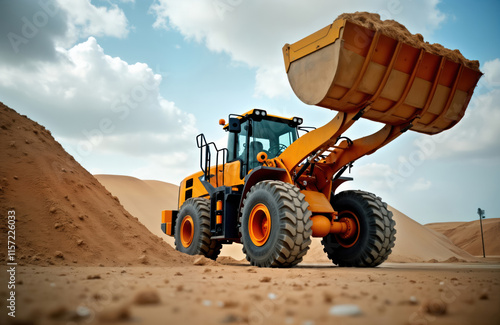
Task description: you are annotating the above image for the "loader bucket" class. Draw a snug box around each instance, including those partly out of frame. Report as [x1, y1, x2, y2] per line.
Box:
[283, 17, 482, 135]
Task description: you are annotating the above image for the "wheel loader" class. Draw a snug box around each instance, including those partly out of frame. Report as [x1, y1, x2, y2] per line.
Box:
[161, 17, 482, 267]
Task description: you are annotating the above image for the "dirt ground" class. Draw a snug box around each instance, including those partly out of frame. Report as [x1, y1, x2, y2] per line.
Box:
[4, 260, 500, 325]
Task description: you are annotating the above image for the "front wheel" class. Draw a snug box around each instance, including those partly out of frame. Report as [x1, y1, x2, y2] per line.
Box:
[174, 198, 222, 260]
[322, 190, 396, 267]
[240, 181, 312, 267]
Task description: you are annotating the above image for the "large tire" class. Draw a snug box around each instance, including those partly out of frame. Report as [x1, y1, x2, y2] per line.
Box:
[239, 180, 312, 267]
[322, 190, 396, 267]
[174, 198, 222, 260]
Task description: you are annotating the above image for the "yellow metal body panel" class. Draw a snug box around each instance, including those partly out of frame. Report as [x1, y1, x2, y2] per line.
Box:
[300, 190, 334, 214]
[162, 210, 174, 236]
[178, 160, 244, 208]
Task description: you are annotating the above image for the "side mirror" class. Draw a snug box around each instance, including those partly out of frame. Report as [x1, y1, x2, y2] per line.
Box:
[228, 117, 241, 133]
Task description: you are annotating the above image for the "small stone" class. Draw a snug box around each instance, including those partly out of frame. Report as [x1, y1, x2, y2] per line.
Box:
[61, 168, 67, 173]
[193, 256, 209, 266]
[259, 276, 272, 283]
[409, 296, 419, 305]
[9, 141, 16, 147]
[329, 304, 362, 316]
[133, 288, 161, 305]
[479, 290, 489, 300]
[423, 300, 447, 315]
[221, 314, 240, 323]
[87, 275, 101, 280]
[50, 207, 57, 213]
[174, 272, 183, 276]
[268, 293, 277, 300]
[77, 239, 84, 246]
[323, 292, 334, 303]
[13, 176, 18, 180]
[76, 306, 91, 317]
[54, 251, 64, 259]
[54, 223, 62, 229]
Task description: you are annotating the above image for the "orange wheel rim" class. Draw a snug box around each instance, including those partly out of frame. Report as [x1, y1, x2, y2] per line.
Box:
[180, 215, 194, 248]
[249, 203, 271, 246]
[335, 211, 360, 248]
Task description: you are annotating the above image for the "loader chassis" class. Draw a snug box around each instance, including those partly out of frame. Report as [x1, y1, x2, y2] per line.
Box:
[161, 109, 397, 267]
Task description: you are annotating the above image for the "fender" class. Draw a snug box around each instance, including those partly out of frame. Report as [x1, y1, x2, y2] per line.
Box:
[238, 165, 292, 217]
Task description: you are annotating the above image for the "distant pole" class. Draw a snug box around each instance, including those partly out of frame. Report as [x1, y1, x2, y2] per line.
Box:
[477, 208, 486, 258]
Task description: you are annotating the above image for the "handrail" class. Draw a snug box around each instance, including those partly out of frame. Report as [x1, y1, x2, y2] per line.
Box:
[196, 133, 227, 187]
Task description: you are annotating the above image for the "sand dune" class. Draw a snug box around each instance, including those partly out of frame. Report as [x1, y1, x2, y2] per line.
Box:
[96, 174, 246, 260]
[94, 175, 178, 241]
[427, 218, 500, 256]
[0, 102, 190, 266]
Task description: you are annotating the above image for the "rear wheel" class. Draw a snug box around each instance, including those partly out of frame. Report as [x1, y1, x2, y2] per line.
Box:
[240, 181, 312, 267]
[175, 198, 222, 260]
[322, 190, 396, 267]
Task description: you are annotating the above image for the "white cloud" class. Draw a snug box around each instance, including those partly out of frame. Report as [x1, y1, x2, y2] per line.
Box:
[0, 0, 129, 64]
[353, 162, 395, 192]
[149, 0, 446, 98]
[409, 178, 432, 191]
[0, 37, 198, 162]
[56, 0, 129, 47]
[254, 66, 293, 98]
[483, 58, 500, 88]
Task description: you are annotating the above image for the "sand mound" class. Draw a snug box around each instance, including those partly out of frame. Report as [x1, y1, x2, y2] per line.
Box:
[94, 175, 178, 241]
[96, 175, 247, 260]
[337, 12, 480, 71]
[303, 205, 477, 264]
[387, 206, 476, 262]
[427, 218, 500, 256]
[0, 102, 192, 266]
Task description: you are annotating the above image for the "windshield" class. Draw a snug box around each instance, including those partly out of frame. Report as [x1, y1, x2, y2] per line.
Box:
[228, 118, 298, 174]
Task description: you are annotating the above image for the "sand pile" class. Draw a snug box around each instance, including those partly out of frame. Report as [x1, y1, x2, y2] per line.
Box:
[94, 175, 178, 241]
[337, 12, 480, 71]
[96, 175, 247, 260]
[427, 218, 500, 256]
[0, 102, 192, 266]
[303, 205, 477, 264]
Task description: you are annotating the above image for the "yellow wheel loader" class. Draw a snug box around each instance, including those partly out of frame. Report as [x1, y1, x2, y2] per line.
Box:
[161, 17, 482, 267]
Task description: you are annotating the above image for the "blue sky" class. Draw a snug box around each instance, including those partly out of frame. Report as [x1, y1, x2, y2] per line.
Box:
[0, 0, 499, 225]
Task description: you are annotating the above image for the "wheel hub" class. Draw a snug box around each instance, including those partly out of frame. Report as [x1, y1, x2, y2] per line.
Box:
[249, 203, 271, 246]
[335, 211, 360, 248]
[180, 215, 194, 248]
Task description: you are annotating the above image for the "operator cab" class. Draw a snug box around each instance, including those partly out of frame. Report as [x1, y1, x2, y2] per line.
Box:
[223, 109, 303, 176]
